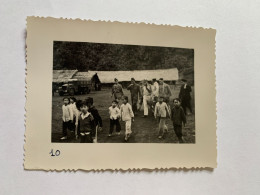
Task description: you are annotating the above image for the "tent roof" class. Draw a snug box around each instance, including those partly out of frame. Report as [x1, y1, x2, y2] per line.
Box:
[52, 70, 78, 83]
[88, 68, 178, 83]
[53, 68, 178, 83]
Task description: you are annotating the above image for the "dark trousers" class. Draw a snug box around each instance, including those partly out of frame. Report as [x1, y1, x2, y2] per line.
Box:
[173, 124, 184, 143]
[69, 117, 76, 132]
[109, 119, 121, 134]
[80, 133, 93, 143]
[132, 101, 137, 113]
[62, 121, 70, 136]
[77, 121, 95, 138]
[181, 99, 192, 115]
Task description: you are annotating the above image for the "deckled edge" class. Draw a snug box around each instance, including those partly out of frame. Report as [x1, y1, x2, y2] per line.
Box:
[23, 16, 217, 172]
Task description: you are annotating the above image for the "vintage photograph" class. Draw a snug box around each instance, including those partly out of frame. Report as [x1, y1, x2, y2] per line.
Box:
[25, 17, 216, 169]
[52, 41, 195, 143]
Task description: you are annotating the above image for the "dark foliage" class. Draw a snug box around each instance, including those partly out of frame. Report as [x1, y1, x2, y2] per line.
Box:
[53, 41, 194, 71]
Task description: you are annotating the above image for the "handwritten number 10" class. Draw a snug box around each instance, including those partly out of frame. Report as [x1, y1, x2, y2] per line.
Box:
[50, 149, 60, 156]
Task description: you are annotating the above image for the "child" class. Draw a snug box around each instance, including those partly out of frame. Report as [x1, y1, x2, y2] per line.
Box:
[86, 97, 103, 135]
[69, 97, 77, 134]
[171, 98, 186, 143]
[120, 96, 134, 142]
[60, 97, 73, 140]
[154, 96, 171, 139]
[77, 100, 95, 143]
[108, 100, 121, 136]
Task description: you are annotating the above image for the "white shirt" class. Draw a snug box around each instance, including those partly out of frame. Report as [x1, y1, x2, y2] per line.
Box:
[62, 104, 73, 122]
[109, 106, 121, 120]
[120, 103, 134, 121]
[81, 112, 90, 120]
[69, 103, 77, 117]
[152, 82, 159, 97]
[154, 102, 170, 118]
[142, 85, 151, 96]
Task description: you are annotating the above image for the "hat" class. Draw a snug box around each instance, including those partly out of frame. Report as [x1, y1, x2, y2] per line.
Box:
[131, 78, 135, 81]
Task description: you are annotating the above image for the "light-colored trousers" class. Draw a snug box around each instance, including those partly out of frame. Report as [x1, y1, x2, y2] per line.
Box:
[143, 95, 151, 116]
[125, 120, 132, 135]
[158, 117, 166, 136]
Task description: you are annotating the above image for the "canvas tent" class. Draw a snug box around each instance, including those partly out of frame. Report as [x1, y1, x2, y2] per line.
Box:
[52, 70, 78, 83]
[87, 68, 178, 83]
[53, 68, 178, 84]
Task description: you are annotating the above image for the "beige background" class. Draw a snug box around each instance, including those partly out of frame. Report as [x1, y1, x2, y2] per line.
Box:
[25, 17, 216, 170]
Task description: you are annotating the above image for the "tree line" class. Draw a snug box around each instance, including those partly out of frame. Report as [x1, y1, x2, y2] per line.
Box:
[53, 41, 194, 72]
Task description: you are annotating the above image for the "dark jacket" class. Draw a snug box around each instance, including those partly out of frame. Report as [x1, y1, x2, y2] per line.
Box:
[79, 113, 95, 133]
[171, 106, 186, 125]
[179, 84, 192, 101]
[89, 106, 103, 127]
[127, 83, 140, 103]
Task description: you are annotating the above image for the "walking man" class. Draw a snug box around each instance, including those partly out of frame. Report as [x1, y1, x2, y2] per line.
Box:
[158, 78, 172, 132]
[127, 78, 140, 115]
[141, 80, 152, 118]
[158, 78, 172, 104]
[179, 79, 192, 115]
[111, 78, 124, 102]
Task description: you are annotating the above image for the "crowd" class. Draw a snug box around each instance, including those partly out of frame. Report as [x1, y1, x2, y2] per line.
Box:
[59, 77, 193, 143]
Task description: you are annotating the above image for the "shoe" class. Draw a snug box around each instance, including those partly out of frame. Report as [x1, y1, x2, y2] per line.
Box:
[117, 132, 121, 135]
[107, 134, 112, 137]
[60, 136, 67, 140]
[158, 136, 162, 139]
[141, 115, 147, 118]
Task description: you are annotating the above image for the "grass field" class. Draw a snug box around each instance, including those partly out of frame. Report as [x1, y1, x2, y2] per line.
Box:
[51, 85, 195, 143]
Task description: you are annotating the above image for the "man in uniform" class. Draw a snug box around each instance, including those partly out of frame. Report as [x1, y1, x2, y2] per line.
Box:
[127, 78, 140, 115]
[111, 78, 124, 102]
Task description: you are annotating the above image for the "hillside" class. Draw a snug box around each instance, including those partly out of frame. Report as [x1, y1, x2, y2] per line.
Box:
[53, 41, 194, 73]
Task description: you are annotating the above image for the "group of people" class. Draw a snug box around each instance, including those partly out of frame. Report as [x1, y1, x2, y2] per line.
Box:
[60, 77, 193, 143]
[60, 96, 103, 143]
[111, 77, 193, 142]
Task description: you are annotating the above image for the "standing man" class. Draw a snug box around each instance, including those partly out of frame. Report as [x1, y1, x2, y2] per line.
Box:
[179, 79, 192, 115]
[158, 78, 172, 104]
[111, 78, 124, 102]
[158, 78, 172, 132]
[151, 78, 159, 101]
[127, 78, 140, 115]
[141, 80, 152, 118]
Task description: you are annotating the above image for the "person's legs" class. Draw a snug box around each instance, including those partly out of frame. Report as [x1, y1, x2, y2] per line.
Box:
[80, 134, 85, 143]
[109, 119, 115, 134]
[143, 95, 148, 116]
[115, 119, 121, 133]
[187, 99, 193, 114]
[181, 100, 187, 115]
[62, 121, 68, 137]
[174, 124, 184, 143]
[69, 117, 76, 132]
[132, 102, 137, 114]
[125, 120, 132, 140]
[158, 118, 166, 138]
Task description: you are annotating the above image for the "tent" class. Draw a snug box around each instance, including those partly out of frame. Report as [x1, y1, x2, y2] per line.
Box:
[52, 70, 78, 83]
[87, 68, 178, 83]
[53, 68, 178, 84]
